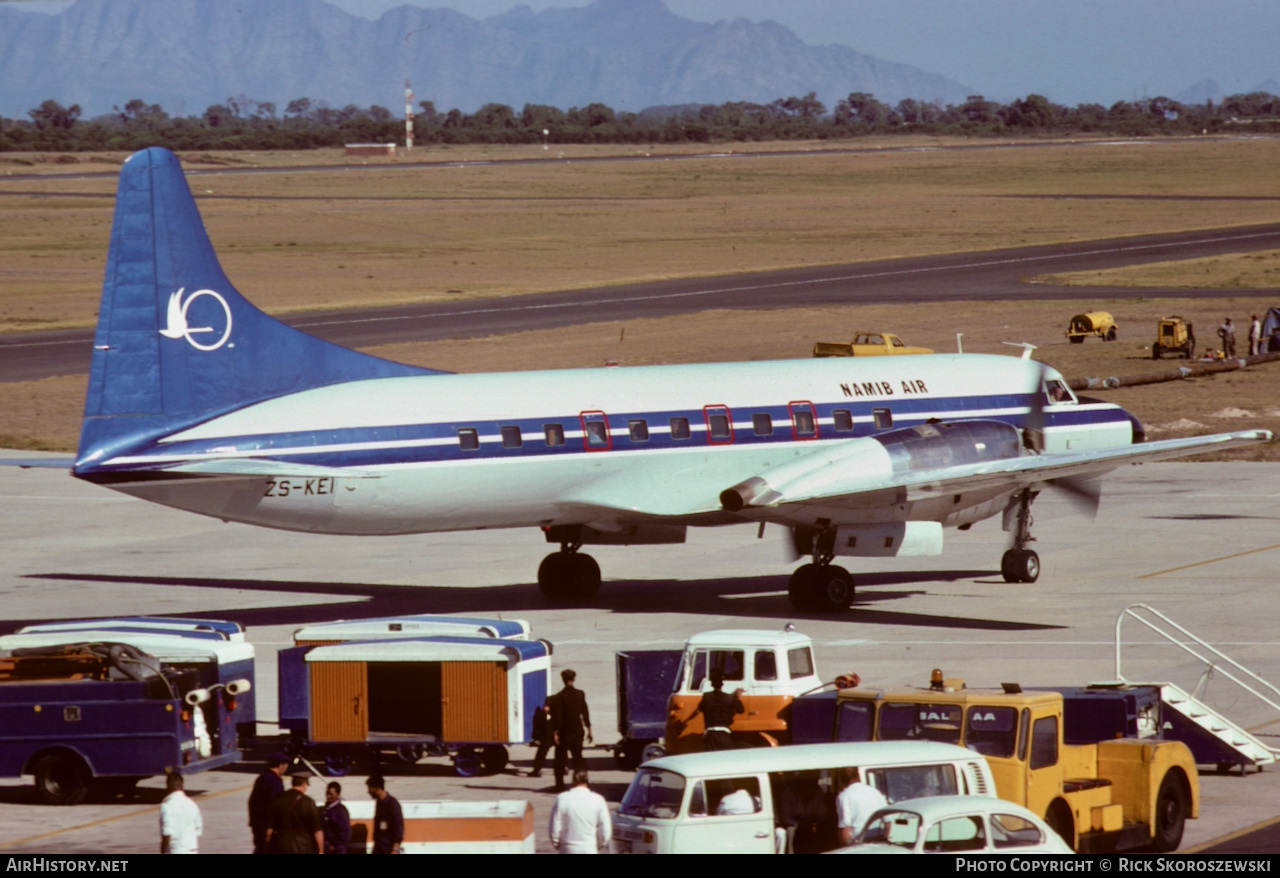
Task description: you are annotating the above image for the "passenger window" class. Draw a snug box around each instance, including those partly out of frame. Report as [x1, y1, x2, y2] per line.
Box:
[754, 650, 777, 681]
[833, 409, 854, 431]
[991, 813, 1044, 849]
[670, 417, 691, 440]
[923, 815, 985, 853]
[705, 777, 761, 816]
[581, 412, 611, 450]
[544, 423, 565, 446]
[458, 428, 479, 451]
[1029, 716, 1058, 770]
[629, 419, 650, 442]
[873, 764, 958, 804]
[790, 402, 817, 438]
[500, 425, 522, 448]
[873, 408, 893, 429]
[787, 647, 814, 678]
[752, 413, 773, 436]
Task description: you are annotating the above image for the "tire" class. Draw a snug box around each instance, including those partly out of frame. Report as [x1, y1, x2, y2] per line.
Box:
[1152, 343, 1161, 360]
[1149, 772, 1189, 852]
[564, 553, 601, 600]
[787, 564, 818, 612]
[1001, 549, 1040, 583]
[480, 745, 508, 774]
[537, 553, 569, 599]
[396, 743, 426, 764]
[1045, 799, 1076, 851]
[1069, 336, 1084, 344]
[453, 747, 482, 778]
[33, 753, 90, 806]
[323, 753, 352, 777]
[809, 565, 855, 612]
[1105, 327, 1117, 341]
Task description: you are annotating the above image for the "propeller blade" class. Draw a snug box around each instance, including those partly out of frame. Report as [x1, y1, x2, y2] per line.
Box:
[1048, 474, 1102, 518]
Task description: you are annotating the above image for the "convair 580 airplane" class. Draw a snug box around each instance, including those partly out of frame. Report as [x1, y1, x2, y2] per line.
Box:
[27, 148, 1274, 612]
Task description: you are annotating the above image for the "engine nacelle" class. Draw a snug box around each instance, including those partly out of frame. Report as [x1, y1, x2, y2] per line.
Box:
[873, 420, 1023, 471]
[832, 521, 943, 557]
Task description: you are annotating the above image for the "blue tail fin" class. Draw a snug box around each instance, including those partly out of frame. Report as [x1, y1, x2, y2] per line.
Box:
[76, 147, 439, 469]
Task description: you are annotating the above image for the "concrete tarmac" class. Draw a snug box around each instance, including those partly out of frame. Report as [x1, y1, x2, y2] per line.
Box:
[1, 454, 1278, 854]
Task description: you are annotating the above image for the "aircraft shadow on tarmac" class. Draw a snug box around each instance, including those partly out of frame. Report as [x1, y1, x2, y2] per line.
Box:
[13, 571, 1064, 633]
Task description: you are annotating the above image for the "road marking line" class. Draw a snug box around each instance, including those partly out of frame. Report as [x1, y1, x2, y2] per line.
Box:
[0, 783, 251, 850]
[1183, 812, 1280, 854]
[1138, 544, 1280, 578]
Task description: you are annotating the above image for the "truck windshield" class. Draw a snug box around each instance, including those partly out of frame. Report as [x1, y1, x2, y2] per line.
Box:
[879, 703, 962, 744]
[621, 769, 686, 819]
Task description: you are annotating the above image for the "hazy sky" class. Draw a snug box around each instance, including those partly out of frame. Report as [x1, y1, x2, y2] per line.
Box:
[11, 0, 1279, 106]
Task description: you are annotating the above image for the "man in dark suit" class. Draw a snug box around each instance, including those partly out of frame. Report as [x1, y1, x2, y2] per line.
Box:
[551, 669, 592, 792]
[248, 753, 288, 853]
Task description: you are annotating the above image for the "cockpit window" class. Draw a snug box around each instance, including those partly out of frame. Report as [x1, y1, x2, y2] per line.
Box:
[1045, 380, 1075, 404]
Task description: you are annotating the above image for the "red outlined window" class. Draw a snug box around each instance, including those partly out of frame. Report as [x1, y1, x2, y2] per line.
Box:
[789, 401, 819, 440]
[579, 411, 612, 451]
[702, 405, 734, 445]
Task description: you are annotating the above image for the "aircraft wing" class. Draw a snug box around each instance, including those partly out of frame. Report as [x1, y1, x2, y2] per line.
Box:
[722, 429, 1273, 520]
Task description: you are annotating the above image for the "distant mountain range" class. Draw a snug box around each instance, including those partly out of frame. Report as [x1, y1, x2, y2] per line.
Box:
[0, 0, 976, 119]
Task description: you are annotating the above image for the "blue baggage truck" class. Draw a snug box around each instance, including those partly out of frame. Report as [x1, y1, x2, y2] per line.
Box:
[613, 649, 682, 769]
[0, 620, 255, 804]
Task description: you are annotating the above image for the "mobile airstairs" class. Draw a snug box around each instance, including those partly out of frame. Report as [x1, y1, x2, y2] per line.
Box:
[1107, 604, 1280, 775]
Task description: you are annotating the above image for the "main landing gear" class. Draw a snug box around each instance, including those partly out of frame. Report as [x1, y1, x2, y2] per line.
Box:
[787, 530, 855, 613]
[537, 541, 602, 600]
[1001, 488, 1041, 583]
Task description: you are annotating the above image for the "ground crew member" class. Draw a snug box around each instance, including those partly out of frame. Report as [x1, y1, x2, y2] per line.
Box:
[551, 669, 593, 792]
[687, 668, 744, 750]
[159, 773, 202, 854]
[268, 771, 324, 854]
[367, 774, 404, 854]
[248, 753, 288, 853]
[549, 770, 612, 854]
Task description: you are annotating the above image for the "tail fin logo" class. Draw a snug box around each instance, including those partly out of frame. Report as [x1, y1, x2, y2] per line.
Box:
[159, 287, 234, 351]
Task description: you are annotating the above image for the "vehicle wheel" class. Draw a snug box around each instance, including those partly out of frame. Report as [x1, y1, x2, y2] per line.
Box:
[1152, 343, 1162, 359]
[537, 553, 570, 599]
[323, 753, 352, 777]
[1106, 327, 1117, 341]
[1149, 772, 1189, 852]
[640, 743, 667, 764]
[396, 743, 426, 764]
[564, 553, 601, 600]
[480, 745, 508, 774]
[453, 747, 482, 778]
[808, 565, 855, 612]
[1070, 336, 1084, 344]
[33, 753, 90, 806]
[1001, 549, 1040, 583]
[1045, 799, 1076, 850]
[787, 564, 818, 612]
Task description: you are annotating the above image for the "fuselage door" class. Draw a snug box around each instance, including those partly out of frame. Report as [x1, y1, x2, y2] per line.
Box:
[789, 401, 819, 441]
[703, 405, 734, 445]
[579, 411, 612, 451]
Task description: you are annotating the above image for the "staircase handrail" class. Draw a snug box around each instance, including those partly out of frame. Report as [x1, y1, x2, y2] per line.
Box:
[1115, 604, 1280, 720]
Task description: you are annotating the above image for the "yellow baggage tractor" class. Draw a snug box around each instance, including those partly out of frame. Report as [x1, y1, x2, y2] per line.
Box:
[278, 636, 551, 777]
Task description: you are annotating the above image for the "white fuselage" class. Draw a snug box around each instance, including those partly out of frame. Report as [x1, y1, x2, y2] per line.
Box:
[86, 354, 1133, 536]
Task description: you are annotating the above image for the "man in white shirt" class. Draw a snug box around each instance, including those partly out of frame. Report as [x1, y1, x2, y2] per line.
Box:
[836, 767, 887, 846]
[549, 770, 612, 854]
[160, 773, 203, 854]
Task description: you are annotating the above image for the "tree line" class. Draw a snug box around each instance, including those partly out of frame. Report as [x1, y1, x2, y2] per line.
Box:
[4, 90, 1280, 153]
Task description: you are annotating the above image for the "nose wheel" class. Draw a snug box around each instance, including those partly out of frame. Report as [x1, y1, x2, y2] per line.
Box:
[1001, 488, 1041, 582]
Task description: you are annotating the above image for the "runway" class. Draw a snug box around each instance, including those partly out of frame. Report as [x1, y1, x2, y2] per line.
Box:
[0, 454, 1278, 853]
[5, 221, 1280, 383]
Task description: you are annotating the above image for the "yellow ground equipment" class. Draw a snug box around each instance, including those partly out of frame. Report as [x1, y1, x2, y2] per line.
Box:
[1152, 316, 1196, 359]
[1066, 312, 1117, 343]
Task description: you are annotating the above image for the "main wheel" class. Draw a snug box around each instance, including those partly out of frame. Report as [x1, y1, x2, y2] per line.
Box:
[1149, 772, 1189, 852]
[537, 553, 570, 599]
[1070, 336, 1084, 344]
[396, 743, 426, 764]
[809, 565, 855, 612]
[1001, 549, 1040, 583]
[33, 753, 90, 806]
[563, 553, 601, 599]
[788, 564, 818, 611]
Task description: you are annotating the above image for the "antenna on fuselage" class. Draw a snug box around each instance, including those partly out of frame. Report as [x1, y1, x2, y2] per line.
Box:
[1001, 342, 1037, 360]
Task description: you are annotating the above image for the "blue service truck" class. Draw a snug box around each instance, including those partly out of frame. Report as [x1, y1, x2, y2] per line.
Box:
[0, 618, 255, 804]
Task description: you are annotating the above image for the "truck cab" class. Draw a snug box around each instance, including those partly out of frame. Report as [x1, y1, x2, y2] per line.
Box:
[792, 674, 1198, 853]
[665, 630, 822, 754]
